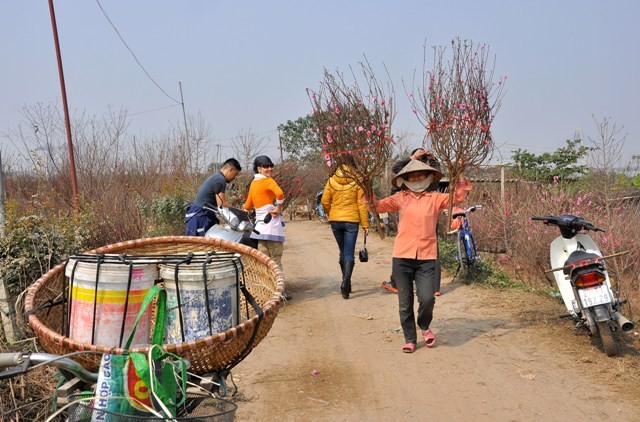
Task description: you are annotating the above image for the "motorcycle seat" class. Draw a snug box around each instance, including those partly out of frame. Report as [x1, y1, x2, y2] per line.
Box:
[563, 250, 604, 275]
[564, 250, 601, 266]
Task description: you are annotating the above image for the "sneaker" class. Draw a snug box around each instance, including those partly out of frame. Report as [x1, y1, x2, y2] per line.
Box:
[381, 281, 398, 293]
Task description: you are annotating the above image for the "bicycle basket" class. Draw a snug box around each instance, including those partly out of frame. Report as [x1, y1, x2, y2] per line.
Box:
[25, 236, 284, 375]
[67, 392, 237, 421]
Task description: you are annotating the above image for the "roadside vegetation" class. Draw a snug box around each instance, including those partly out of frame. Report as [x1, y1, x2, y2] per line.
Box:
[2, 107, 639, 344]
[0, 109, 638, 422]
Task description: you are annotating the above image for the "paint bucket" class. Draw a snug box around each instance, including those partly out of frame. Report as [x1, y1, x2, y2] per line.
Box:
[65, 258, 158, 348]
[159, 256, 240, 344]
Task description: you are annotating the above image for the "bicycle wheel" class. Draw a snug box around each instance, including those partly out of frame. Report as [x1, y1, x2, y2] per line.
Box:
[464, 233, 477, 265]
[458, 234, 474, 283]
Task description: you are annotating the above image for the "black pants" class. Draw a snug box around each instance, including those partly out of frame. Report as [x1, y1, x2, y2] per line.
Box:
[393, 258, 437, 343]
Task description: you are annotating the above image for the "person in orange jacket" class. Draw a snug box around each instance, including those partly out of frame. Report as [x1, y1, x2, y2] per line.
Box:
[381, 148, 444, 295]
[244, 155, 291, 300]
[367, 159, 472, 353]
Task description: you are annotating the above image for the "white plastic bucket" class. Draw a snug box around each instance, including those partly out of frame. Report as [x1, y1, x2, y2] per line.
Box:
[159, 257, 240, 344]
[65, 259, 158, 348]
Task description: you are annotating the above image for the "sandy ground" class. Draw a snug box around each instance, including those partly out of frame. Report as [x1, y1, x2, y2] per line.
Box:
[231, 219, 640, 422]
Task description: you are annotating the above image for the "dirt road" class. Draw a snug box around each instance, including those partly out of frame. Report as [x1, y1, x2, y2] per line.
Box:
[232, 219, 640, 421]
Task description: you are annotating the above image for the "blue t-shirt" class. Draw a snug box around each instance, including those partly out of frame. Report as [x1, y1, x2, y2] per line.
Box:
[194, 172, 227, 209]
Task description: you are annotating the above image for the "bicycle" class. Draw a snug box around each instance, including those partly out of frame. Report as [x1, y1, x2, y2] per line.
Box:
[449, 205, 483, 283]
[0, 349, 237, 421]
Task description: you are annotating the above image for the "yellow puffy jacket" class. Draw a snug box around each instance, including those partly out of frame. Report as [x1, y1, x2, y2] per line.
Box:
[321, 165, 370, 228]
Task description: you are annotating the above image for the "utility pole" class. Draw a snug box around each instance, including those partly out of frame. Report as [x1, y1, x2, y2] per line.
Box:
[48, 0, 79, 212]
[0, 151, 4, 236]
[277, 126, 283, 162]
[179, 82, 190, 172]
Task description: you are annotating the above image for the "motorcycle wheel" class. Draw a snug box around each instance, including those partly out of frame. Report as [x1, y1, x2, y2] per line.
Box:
[596, 320, 617, 357]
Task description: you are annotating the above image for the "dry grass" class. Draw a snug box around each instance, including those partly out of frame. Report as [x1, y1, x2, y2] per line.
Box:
[471, 285, 640, 401]
[0, 343, 58, 422]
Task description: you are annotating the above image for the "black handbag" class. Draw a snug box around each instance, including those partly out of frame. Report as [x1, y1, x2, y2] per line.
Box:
[359, 233, 369, 263]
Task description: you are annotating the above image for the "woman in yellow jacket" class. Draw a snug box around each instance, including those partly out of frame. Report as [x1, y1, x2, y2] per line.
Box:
[321, 156, 370, 299]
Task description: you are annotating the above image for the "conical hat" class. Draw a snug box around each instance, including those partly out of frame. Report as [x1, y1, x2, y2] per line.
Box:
[391, 159, 443, 189]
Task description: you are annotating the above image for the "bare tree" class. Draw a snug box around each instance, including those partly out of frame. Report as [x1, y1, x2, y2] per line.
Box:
[231, 128, 268, 172]
[407, 38, 506, 219]
[586, 116, 638, 311]
[307, 59, 395, 237]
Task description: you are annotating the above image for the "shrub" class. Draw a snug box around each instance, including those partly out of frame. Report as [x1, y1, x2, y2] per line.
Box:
[0, 205, 94, 340]
[438, 235, 525, 290]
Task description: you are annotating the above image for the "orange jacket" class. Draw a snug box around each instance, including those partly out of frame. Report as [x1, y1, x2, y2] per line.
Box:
[374, 180, 471, 259]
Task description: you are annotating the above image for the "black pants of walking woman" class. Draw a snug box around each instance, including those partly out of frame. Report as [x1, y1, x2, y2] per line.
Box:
[393, 258, 437, 344]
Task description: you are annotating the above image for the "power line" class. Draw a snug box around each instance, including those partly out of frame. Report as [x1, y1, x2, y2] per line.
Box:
[94, 0, 181, 104]
[129, 103, 181, 117]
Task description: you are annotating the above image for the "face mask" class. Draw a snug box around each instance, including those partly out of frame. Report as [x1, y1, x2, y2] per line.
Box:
[401, 174, 433, 193]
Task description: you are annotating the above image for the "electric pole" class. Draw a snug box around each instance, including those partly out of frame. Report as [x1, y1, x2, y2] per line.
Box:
[48, 0, 79, 212]
[278, 126, 283, 162]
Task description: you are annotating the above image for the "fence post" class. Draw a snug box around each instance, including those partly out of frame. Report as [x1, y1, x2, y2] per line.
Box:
[500, 164, 509, 254]
[0, 151, 16, 342]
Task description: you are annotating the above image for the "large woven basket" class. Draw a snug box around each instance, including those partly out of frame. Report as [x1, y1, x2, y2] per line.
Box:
[24, 236, 284, 375]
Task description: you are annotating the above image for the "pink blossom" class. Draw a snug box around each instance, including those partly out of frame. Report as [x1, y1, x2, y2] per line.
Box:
[381, 98, 386, 105]
[357, 125, 365, 132]
[326, 133, 333, 143]
[373, 96, 377, 103]
[408, 92, 414, 98]
[371, 125, 377, 131]
[326, 125, 332, 131]
[459, 103, 467, 109]
[334, 106, 340, 114]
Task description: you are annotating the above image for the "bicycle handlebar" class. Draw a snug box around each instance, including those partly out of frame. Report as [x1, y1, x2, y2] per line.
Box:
[0, 352, 98, 383]
[452, 204, 483, 219]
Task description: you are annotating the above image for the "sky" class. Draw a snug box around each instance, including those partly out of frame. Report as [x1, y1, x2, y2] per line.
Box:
[1, 0, 639, 167]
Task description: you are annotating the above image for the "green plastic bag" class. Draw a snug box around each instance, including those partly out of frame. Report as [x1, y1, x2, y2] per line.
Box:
[93, 285, 187, 419]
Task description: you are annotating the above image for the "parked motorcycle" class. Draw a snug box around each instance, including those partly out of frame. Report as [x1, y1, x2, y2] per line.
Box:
[204, 206, 272, 248]
[532, 214, 634, 356]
